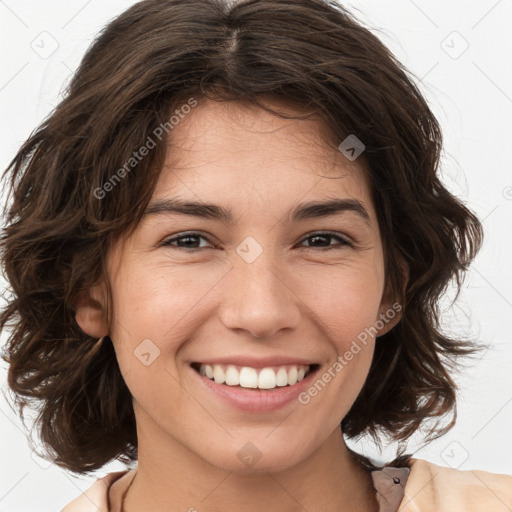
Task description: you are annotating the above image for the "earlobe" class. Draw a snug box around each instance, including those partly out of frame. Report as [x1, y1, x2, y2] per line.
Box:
[375, 303, 403, 337]
[376, 257, 409, 337]
[74, 283, 109, 338]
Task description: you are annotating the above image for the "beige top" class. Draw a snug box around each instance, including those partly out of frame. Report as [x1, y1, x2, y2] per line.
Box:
[61, 458, 512, 512]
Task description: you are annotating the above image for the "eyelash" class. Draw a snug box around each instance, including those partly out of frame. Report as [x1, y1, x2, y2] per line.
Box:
[161, 231, 352, 252]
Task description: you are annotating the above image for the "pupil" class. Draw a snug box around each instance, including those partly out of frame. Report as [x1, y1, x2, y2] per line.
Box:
[181, 236, 198, 247]
[311, 235, 329, 247]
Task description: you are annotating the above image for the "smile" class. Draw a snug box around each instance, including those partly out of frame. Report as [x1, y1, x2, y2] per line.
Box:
[192, 363, 318, 390]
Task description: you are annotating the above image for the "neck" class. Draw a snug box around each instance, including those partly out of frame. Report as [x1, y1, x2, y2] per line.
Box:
[121, 409, 378, 512]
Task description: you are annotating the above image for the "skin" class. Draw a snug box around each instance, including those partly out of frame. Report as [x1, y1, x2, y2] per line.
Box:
[75, 96, 406, 512]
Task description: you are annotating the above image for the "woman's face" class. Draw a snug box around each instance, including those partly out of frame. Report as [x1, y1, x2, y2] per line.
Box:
[77, 97, 401, 473]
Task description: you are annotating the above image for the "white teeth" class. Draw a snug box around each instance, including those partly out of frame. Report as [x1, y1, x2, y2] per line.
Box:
[258, 368, 276, 389]
[213, 365, 225, 384]
[239, 367, 258, 388]
[287, 366, 298, 385]
[196, 363, 311, 390]
[276, 368, 288, 387]
[225, 365, 240, 386]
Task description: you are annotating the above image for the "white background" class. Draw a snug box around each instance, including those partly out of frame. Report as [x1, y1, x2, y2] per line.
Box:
[0, 0, 511, 510]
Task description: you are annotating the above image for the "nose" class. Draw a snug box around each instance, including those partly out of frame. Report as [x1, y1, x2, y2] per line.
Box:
[219, 249, 301, 340]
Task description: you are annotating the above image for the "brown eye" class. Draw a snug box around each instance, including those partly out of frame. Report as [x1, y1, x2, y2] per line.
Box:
[162, 232, 213, 250]
[299, 232, 351, 250]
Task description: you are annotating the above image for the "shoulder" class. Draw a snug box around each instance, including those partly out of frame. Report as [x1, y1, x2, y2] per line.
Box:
[400, 458, 512, 511]
[60, 470, 131, 512]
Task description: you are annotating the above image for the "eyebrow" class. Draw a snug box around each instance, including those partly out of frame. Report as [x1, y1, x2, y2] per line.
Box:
[143, 197, 371, 226]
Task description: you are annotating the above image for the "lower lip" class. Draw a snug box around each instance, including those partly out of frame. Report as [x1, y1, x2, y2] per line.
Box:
[191, 366, 319, 413]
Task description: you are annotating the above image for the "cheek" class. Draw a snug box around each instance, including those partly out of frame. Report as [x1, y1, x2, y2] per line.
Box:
[292, 264, 382, 403]
[110, 259, 228, 340]
[294, 261, 384, 337]
[107, 261, 229, 398]
[295, 291, 377, 435]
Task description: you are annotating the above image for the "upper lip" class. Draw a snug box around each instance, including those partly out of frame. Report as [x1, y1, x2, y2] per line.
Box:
[191, 356, 317, 368]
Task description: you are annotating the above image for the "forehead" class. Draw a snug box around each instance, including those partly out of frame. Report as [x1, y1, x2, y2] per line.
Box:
[154, 97, 375, 220]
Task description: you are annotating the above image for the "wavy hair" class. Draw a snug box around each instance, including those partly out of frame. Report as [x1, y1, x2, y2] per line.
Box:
[0, 0, 484, 474]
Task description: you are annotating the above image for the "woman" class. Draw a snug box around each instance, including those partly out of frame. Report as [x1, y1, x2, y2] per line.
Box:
[1, 0, 511, 511]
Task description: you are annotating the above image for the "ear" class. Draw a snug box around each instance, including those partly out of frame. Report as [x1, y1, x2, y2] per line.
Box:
[74, 282, 109, 338]
[375, 257, 409, 337]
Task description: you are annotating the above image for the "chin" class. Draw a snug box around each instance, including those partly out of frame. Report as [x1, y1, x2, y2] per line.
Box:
[194, 433, 318, 474]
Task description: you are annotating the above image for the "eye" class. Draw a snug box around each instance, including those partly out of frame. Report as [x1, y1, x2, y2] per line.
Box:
[161, 232, 214, 250]
[161, 230, 352, 251]
[298, 231, 352, 251]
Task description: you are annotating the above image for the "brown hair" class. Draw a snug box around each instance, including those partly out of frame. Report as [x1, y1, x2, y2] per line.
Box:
[0, 0, 484, 475]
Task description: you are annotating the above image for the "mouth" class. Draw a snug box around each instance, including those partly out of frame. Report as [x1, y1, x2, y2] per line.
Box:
[191, 362, 320, 391]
